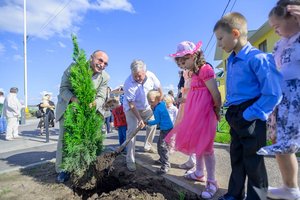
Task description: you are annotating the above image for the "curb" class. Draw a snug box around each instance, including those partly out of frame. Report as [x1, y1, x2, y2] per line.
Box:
[0, 159, 55, 175]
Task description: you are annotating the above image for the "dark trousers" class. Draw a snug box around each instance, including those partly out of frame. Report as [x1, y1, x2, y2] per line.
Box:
[158, 129, 171, 169]
[105, 115, 113, 133]
[225, 98, 268, 200]
[118, 125, 127, 146]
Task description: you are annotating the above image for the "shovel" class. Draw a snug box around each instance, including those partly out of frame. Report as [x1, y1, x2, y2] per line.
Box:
[73, 118, 152, 189]
[95, 120, 149, 173]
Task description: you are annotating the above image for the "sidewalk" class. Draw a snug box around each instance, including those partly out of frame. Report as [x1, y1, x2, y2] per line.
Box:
[0, 119, 297, 199]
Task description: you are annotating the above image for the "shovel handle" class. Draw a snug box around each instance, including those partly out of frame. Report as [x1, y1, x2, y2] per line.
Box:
[115, 116, 152, 154]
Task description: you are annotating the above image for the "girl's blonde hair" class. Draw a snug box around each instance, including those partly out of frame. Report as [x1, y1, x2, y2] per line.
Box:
[163, 94, 174, 105]
[191, 50, 206, 74]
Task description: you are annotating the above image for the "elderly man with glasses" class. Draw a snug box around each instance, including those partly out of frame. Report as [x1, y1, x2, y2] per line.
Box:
[123, 59, 163, 172]
[55, 50, 110, 183]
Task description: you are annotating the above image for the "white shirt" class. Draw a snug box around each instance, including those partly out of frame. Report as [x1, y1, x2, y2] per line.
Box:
[3, 93, 22, 118]
[167, 104, 178, 125]
[123, 71, 161, 111]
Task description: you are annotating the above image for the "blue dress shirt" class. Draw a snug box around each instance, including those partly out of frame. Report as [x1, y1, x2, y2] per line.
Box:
[225, 42, 282, 121]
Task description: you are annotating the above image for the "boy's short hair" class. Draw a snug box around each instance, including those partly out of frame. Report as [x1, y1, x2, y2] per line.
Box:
[147, 90, 161, 100]
[213, 12, 248, 38]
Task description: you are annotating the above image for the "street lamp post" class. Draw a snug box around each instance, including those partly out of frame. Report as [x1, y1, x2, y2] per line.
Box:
[23, 0, 28, 113]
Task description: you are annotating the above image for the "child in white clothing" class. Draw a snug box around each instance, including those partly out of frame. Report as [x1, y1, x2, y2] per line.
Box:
[163, 94, 178, 125]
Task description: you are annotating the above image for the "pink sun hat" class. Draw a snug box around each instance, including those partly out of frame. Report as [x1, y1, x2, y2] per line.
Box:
[170, 41, 202, 58]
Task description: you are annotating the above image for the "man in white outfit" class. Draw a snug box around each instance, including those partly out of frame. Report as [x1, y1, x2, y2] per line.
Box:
[123, 59, 163, 172]
[3, 87, 22, 140]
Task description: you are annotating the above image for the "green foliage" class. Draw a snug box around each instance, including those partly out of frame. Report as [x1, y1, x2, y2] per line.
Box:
[61, 35, 104, 177]
[178, 191, 185, 200]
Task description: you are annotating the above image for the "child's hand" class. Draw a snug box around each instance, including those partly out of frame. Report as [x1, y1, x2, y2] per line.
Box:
[138, 120, 145, 129]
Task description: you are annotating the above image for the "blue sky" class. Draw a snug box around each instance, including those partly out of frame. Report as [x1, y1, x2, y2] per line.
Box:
[0, 0, 277, 106]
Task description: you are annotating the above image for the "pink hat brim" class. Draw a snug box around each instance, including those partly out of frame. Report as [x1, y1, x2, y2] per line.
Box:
[169, 41, 202, 58]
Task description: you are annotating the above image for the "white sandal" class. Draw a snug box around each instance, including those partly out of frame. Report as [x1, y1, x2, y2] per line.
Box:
[201, 180, 218, 199]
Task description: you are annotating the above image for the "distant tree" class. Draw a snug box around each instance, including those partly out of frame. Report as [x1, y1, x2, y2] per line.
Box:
[61, 35, 105, 184]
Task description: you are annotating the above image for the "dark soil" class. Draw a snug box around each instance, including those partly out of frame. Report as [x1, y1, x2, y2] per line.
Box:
[0, 155, 200, 200]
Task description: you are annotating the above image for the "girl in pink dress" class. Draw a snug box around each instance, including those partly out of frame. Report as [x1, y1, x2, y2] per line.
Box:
[166, 41, 221, 199]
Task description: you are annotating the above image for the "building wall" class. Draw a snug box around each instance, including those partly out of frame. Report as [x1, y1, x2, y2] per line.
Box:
[252, 29, 280, 52]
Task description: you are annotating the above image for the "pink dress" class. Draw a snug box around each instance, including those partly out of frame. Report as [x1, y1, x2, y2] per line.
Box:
[166, 64, 217, 155]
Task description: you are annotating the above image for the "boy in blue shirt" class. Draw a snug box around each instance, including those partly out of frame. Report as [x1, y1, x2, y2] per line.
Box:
[214, 12, 282, 200]
[146, 90, 173, 175]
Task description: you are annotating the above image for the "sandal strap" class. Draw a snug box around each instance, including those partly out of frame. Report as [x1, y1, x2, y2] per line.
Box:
[184, 172, 205, 182]
[202, 181, 218, 198]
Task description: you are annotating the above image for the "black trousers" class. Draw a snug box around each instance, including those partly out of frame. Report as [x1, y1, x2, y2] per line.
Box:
[225, 98, 268, 200]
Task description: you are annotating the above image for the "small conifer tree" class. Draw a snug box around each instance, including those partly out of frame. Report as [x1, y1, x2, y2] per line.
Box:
[61, 35, 104, 182]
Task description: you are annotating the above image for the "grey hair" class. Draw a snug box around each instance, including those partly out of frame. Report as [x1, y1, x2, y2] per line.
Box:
[130, 59, 147, 73]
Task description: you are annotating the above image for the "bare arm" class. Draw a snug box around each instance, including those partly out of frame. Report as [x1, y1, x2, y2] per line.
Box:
[205, 78, 222, 121]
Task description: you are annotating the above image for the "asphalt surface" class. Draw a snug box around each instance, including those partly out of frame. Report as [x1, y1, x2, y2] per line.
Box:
[0, 118, 299, 199]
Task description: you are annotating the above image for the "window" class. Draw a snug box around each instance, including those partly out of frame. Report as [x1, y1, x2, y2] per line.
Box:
[259, 40, 267, 52]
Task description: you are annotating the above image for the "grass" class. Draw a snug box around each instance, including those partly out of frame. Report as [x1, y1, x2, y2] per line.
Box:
[0, 187, 11, 197]
[214, 117, 278, 147]
[215, 117, 231, 144]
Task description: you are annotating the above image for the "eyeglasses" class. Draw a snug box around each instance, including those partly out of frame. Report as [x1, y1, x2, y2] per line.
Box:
[175, 54, 191, 65]
[93, 56, 108, 67]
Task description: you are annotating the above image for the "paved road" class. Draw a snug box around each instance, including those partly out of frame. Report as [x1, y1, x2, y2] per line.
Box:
[0, 119, 299, 199]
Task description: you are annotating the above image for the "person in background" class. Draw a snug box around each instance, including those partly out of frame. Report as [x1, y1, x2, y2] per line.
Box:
[257, 1, 300, 200]
[0, 89, 7, 134]
[37, 93, 55, 134]
[163, 94, 178, 125]
[105, 98, 127, 150]
[123, 59, 163, 172]
[104, 87, 113, 134]
[146, 90, 173, 175]
[3, 87, 22, 140]
[176, 71, 185, 108]
[214, 12, 282, 200]
[55, 50, 110, 183]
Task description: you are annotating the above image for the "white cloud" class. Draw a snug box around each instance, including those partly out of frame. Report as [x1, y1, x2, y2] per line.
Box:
[91, 0, 135, 13]
[164, 56, 172, 61]
[58, 41, 66, 48]
[13, 54, 23, 61]
[0, 0, 134, 39]
[46, 49, 55, 53]
[163, 84, 175, 91]
[0, 43, 5, 54]
[8, 40, 18, 50]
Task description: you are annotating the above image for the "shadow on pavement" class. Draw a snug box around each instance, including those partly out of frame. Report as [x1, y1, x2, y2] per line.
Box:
[0, 150, 56, 168]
